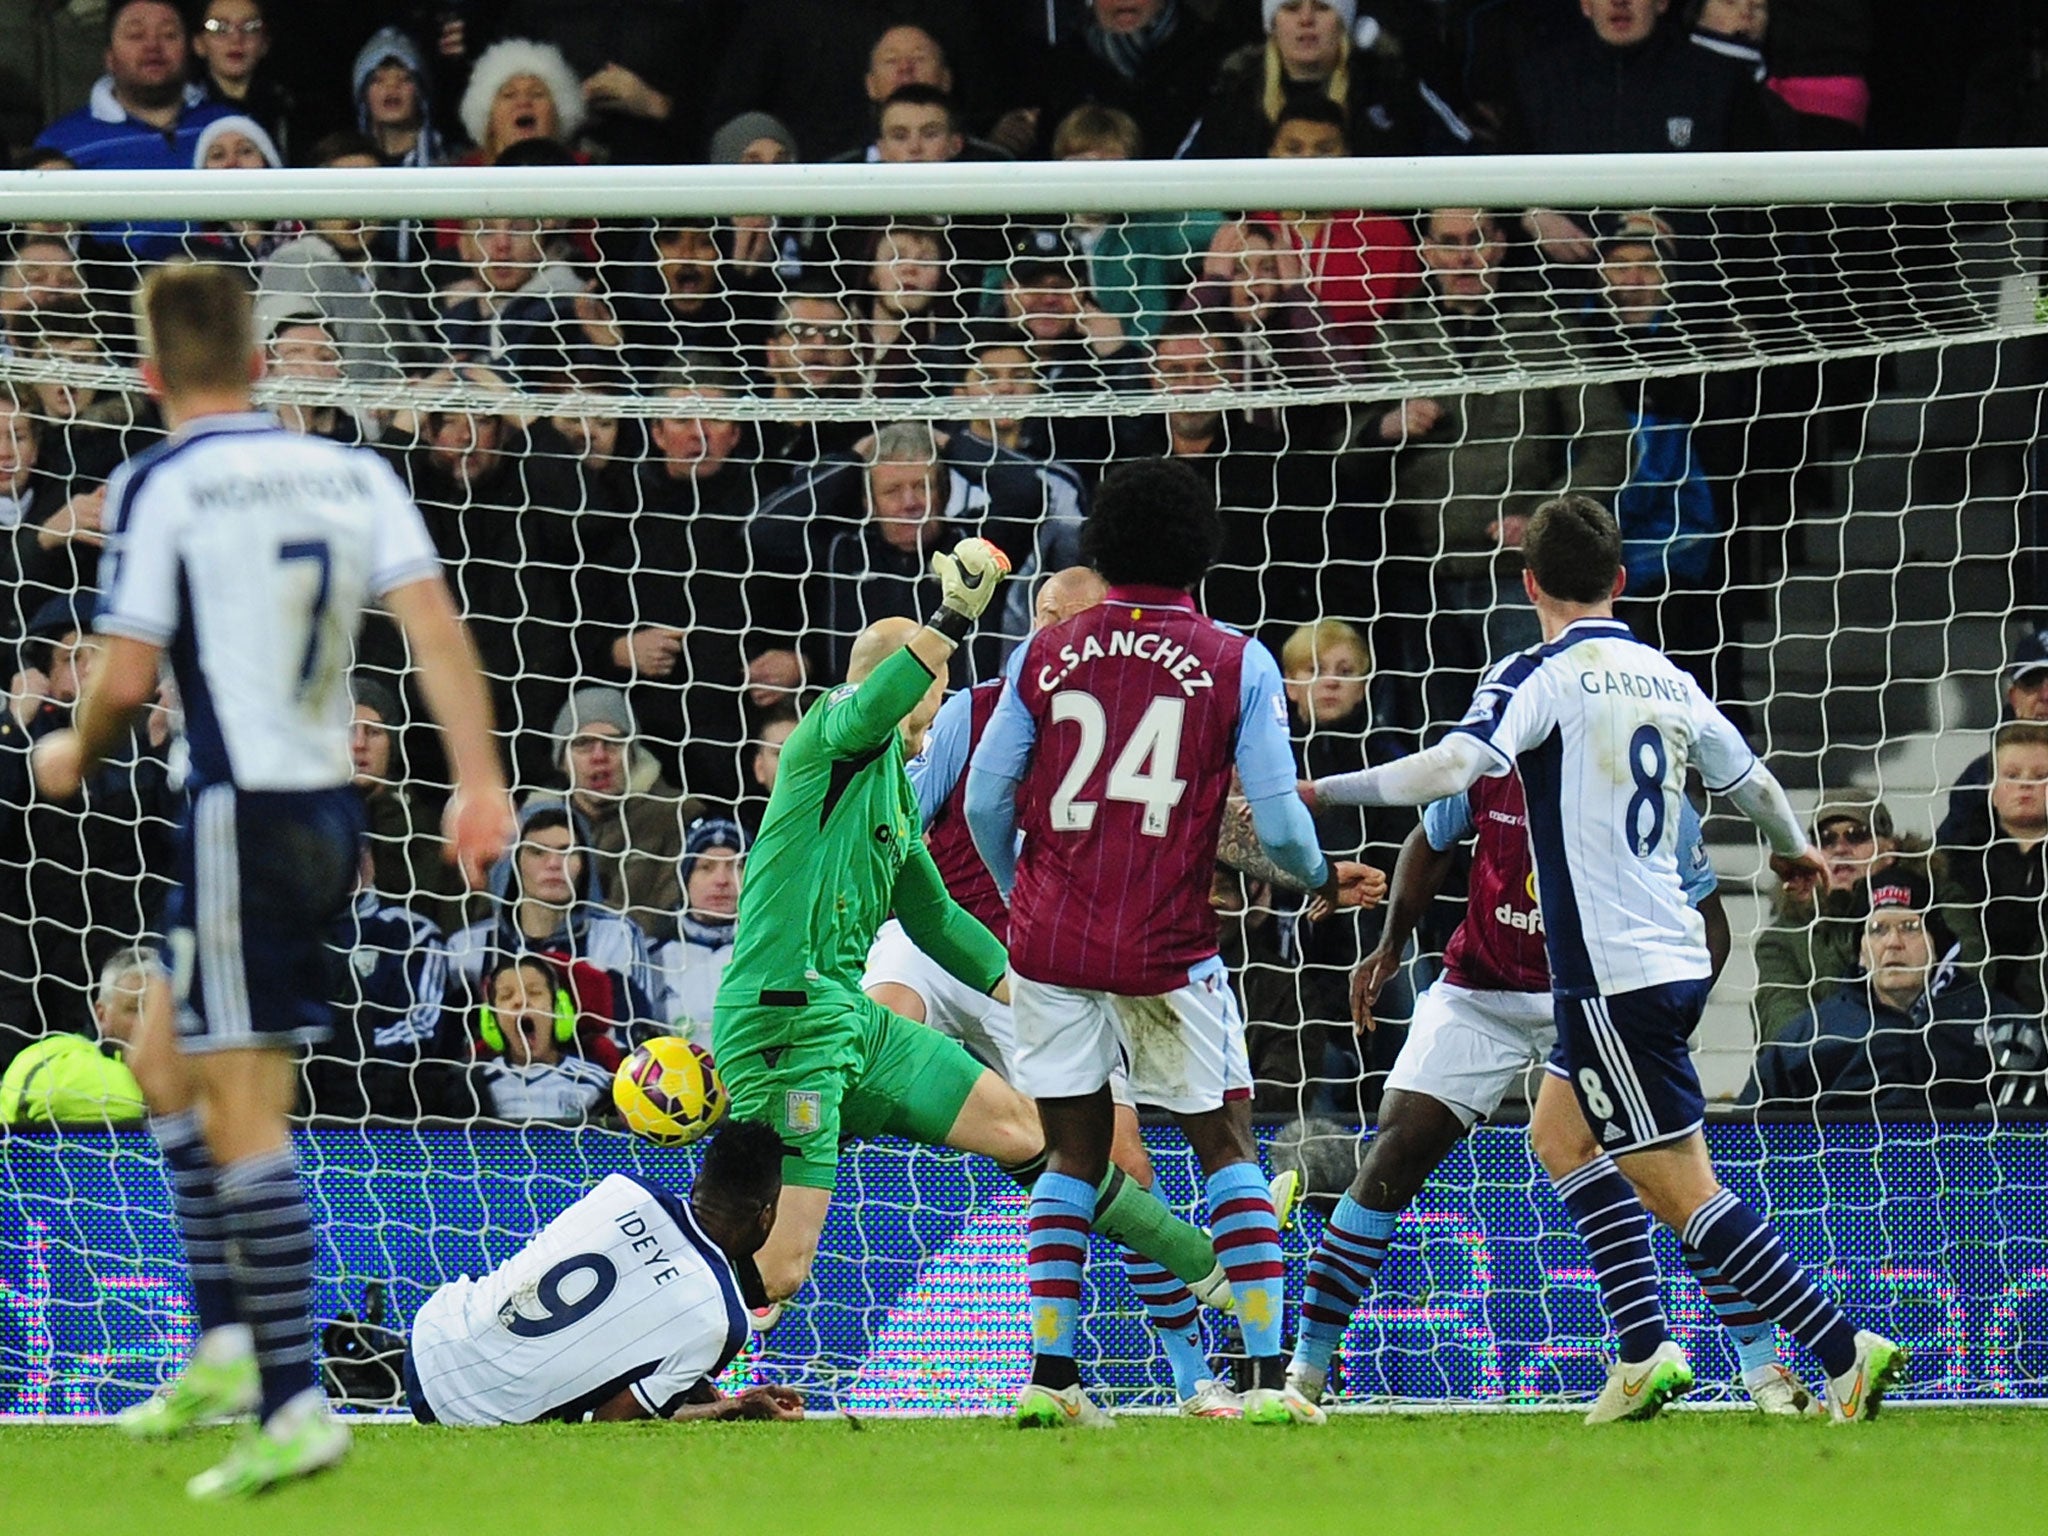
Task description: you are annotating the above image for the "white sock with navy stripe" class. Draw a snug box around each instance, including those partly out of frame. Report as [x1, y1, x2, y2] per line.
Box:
[216, 1146, 319, 1420]
[1682, 1188, 1858, 1379]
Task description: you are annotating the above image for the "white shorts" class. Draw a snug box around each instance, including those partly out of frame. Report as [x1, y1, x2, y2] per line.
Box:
[1384, 981, 1556, 1127]
[864, 921, 1135, 1108]
[1010, 956, 1250, 1116]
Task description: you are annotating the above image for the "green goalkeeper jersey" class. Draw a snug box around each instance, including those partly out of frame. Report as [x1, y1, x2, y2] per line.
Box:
[715, 647, 1006, 1019]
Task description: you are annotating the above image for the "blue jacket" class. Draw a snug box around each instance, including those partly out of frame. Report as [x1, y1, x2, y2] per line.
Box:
[331, 890, 448, 1062]
[1744, 971, 2043, 1114]
[35, 78, 233, 260]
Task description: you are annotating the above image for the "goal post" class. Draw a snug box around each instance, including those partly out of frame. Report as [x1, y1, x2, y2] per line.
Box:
[0, 151, 2046, 1413]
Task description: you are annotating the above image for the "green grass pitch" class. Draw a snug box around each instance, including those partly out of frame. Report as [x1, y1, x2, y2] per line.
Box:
[5, 1410, 2046, 1536]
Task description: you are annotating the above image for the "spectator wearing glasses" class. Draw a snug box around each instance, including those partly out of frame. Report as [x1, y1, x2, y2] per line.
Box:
[34, 0, 235, 263]
[191, 0, 296, 161]
[1745, 869, 2046, 1115]
[1752, 790, 1917, 1043]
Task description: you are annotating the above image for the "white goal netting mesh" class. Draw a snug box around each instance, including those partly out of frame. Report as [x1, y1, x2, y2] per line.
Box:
[2, 162, 2046, 1412]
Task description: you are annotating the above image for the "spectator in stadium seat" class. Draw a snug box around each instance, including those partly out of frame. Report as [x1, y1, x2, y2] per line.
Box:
[0, 384, 57, 640]
[1939, 721, 2048, 1019]
[0, 593, 177, 1054]
[852, 218, 973, 399]
[944, 331, 1054, 462]
[1047, 104, 1223, 343]
[1024, 0, 1236, 162]
[353, 25, 444, 168]
[258, 132, 440, 385]
[1937, 632, 2048, 861]
[33, 0, 235, 263]
[309, 850, 470, 1122]
[576, 366, 796, 807]
[1206, 100, 1421, 370]
[372, 366, 587, 787]
[1113, 315, 1345, 645]
[737, 704, 799, 840]
[614, 218, 779, 385]
[0, 946, 149, 1124]
[261, 314, 373, 447]
[1344, 205, 1628, 726]
[1187, 0, 1467, 160]
[707, 1, 1002, 163]
[988, 224, 1149, 484]
[455, 38, 587, 163]
[753, 421, 1073, 681]
[756, 284, 870, 473]
[1582, 212, 1730, 692]
[490, 0, 707, 165]
[179, 113, 291, 273]
[549, 687, 705, 943]
[446, 799, 667, 1048]
[436, 211, 619, 391]
[1753, 790, 1919, 1042]
[348, 673, 460, 930]
[1745, 869, 2046, 1115]
[473, 953, 616, 1124]
[707, 111, 806, 279]
[651, 816, 747, 1048]
[1280, 617, 1414, 1090]
[828, 34, 1010, 166]
[0, 236, 87, 351]
[1508, 0, 1781, 265]
[192, 0, 297, 162]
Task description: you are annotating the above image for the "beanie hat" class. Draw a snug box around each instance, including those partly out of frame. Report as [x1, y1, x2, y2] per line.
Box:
[679, 816, 746, 886]
[193, 113, 282, 170]
[709, 110, 798, 166]
[350, 673, 404, 728]
[550, 686, 634, 767]
[1263, 0, 1358, 34]
[459, 38, 587, 150]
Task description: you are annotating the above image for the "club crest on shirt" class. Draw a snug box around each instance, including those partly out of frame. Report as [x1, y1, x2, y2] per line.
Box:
[1666, 116, 1694, 148]
[784, 1090, 823, 1135]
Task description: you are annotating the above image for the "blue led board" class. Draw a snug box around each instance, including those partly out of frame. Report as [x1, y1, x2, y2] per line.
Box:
[3, 1121, 2044, 1413]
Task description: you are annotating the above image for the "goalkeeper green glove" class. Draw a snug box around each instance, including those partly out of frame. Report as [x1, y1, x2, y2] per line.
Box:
[928, 537, 1011, 642]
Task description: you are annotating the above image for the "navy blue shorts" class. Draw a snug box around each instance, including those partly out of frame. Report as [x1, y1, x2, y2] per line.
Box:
[1545, 978, 1711, 1155]
[162, 784, 364, 1053]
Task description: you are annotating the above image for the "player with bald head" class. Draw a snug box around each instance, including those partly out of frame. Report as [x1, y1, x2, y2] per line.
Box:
[714, 554, 1236, 1316]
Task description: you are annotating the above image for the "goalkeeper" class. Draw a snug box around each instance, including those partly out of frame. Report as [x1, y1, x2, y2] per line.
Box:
[714, 539, 1229, 1311]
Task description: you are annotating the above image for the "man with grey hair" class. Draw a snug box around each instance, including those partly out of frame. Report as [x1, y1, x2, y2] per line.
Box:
[754, 421, 1078, 683]
[551, 686, 705, 941]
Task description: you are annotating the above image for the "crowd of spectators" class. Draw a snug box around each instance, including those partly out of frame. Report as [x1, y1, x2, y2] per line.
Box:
[3, 0, 2047, 1128]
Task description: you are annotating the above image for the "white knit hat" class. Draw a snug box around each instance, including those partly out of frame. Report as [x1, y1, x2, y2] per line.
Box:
[1262, 0, 1359, 34]
[458, 38, 587, 151]
[192, 113, 281, 170]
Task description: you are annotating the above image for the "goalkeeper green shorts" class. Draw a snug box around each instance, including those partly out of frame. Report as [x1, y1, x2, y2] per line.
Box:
[712, 987, 987, 1189]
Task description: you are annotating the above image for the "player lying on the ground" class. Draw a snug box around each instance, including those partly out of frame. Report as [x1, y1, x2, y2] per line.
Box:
[35, 265, 512, 1498]
[1299, 493, 1907, 1423]
[863, 564, 1370, 1418]
[403, 1118, 804, 1425]
[967, 459, 1384, 1429]
[1287, 773, 1821, 1421]
[711, 544, 1234, 1315]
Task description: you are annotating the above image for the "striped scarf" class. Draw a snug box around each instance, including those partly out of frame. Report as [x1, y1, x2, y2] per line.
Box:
[1085, 0, 1183, 81]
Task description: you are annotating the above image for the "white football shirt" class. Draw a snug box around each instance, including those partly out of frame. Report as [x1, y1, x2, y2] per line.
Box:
[1450, 617, 1758, 999]
[408, 1172, 748, 1425]
[95, 412, 440, 791]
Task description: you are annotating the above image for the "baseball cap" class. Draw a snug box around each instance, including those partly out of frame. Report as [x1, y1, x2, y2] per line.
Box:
[1810, 787, 1894, 842]
[2006, 630, 2048, 682]
[1006, 225, 1079, 284]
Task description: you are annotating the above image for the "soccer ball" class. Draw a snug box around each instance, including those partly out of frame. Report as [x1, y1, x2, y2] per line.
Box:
[613, 1037, 728, 1147]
